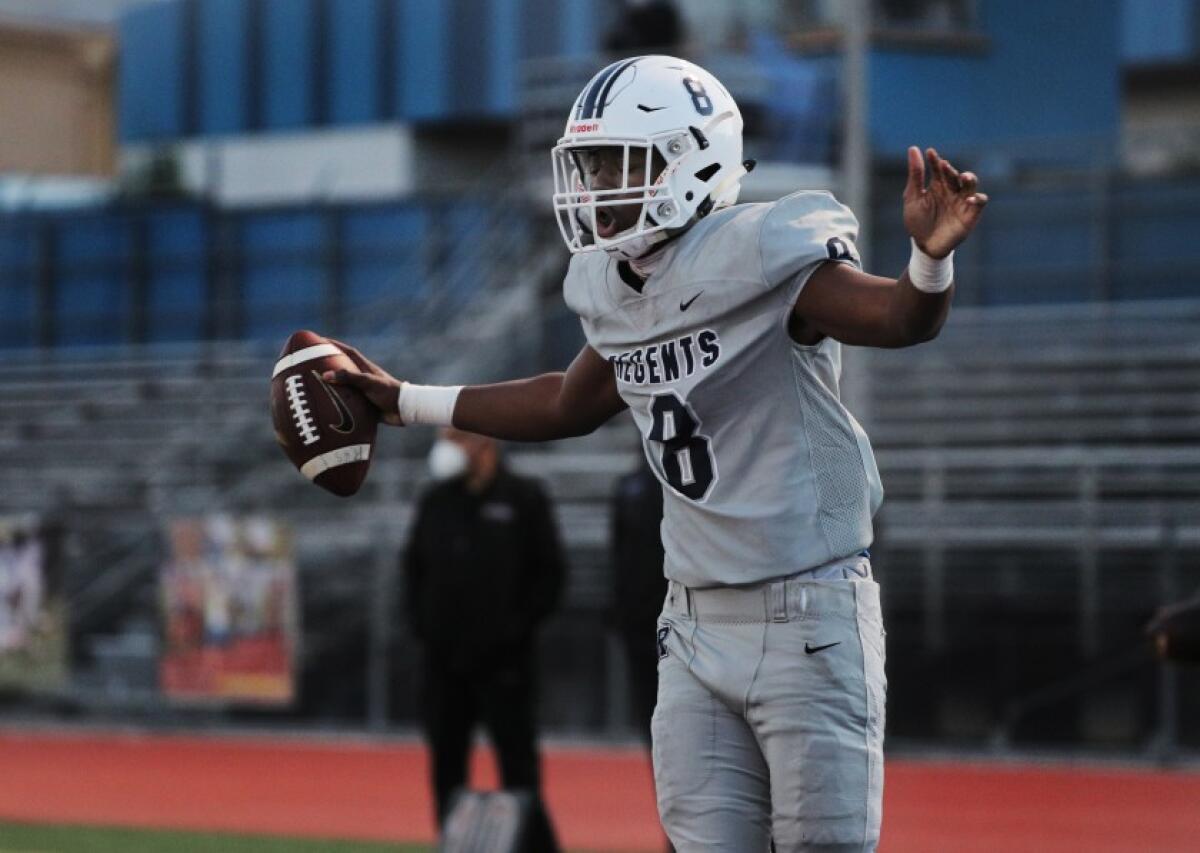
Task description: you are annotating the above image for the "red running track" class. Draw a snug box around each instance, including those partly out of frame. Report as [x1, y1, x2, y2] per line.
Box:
[0, 729, 1198, 852]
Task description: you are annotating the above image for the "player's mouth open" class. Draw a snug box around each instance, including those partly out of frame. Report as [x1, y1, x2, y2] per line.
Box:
[595, 207, 620, 239]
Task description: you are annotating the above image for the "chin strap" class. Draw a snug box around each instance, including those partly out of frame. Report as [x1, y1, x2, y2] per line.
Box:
[700, 158, 757, 218]
[603, 159, 758, 261]
[606, 227, 669, 261]
[629, 242, 670, 277]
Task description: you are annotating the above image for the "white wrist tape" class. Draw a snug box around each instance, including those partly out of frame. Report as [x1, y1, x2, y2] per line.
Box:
[397, 382, 462, 426]
[908, 239, 954, 294]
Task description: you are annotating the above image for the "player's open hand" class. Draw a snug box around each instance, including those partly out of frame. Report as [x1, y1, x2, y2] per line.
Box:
[322, 338, 405, 426]
[902, 146, 988, 259]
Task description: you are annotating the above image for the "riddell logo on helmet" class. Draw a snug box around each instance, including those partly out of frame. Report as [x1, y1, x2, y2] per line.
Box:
[570, 122, 602, 134]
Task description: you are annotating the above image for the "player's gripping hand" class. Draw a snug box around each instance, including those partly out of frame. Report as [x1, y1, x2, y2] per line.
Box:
[902, 146, 989, 259]
[321, 338, 405, 426]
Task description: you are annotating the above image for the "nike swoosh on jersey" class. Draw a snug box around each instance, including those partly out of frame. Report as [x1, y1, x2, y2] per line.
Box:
[679, 291, 703, 311]
[312, 370, 357, 434]
[804, 641, 840, 654]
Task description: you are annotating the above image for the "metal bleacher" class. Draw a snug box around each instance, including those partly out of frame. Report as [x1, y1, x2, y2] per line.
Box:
[0, 186, 555, 719]
[3, 181, 1198, 742]
[859, 299, 1200, 555]
[854, 299, 1200, 751]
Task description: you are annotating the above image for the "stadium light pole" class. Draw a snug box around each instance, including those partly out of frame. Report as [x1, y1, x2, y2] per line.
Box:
[842, 0, 871, 269]
[839, 0, 874, 427]
[366, 527, 396, 732]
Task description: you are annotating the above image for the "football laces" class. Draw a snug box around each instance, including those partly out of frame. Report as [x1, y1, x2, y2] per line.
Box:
[285, 374, 320, 446]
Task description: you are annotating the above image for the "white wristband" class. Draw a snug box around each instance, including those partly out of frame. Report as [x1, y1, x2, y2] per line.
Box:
[908, 238, 954, 294]
[397, 382, 462, 426]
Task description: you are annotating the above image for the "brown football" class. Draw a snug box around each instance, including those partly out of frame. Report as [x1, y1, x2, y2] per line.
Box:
[270, 330, 379, 497]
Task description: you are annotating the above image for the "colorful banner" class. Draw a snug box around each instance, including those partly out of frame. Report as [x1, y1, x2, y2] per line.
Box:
[159, 516, 298, 705]
[0, 516, 66, 690]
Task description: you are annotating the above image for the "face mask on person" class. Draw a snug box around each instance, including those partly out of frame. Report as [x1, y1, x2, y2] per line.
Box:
[428, 439, 469, 480]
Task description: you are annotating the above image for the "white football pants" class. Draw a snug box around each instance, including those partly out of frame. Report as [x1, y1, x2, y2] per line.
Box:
[652, 555, 886, 852]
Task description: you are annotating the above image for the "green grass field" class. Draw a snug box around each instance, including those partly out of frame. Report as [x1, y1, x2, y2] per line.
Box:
[0, 822, 431, 853]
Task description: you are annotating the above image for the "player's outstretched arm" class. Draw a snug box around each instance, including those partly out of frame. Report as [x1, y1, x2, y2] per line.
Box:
[793, 146, 988, 348]
[454, 345, 627, 440]
[324, 342, 626, 441]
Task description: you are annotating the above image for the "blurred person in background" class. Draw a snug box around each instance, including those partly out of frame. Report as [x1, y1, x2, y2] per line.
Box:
[604, 0, 683, 54]
[609, 455, 672, 852]
[0, 526, 44, 652]
[610, 455, 666, 741]
[1148, 590, 1200, 664]
[403, 427, 566, 851]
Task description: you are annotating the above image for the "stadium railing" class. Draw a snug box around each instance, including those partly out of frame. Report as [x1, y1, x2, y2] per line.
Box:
[851, 299, 1200, 754]
[0, 158, 563, 724]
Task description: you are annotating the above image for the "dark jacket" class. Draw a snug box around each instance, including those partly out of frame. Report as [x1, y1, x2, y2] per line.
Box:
[404, 466, 566, 671]
[604, 0, 683, 53]
[610, 462, 667, 637]
[1147, 591, 1200, 664]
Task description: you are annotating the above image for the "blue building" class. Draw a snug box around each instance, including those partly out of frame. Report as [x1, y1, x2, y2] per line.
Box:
[1, 0, 1197, 351]
[116, 0, 1125, 160]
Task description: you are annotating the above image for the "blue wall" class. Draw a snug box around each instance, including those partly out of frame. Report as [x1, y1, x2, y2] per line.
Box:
[262, 0, 317, 129]
[119, 1, 187, 140]
[3, 175, 1197, 352]
[869, 0, 1121, 157]
[122, 0, 1129, 161]
[48, 215, 134, 346]
[0, 220, 38, 348]
[120, 0, 604, 141]
[0, 201, 502, 349]
[198, 0, 249, 134]
[330, 0, 381, 124]
[145, 209, 209, 342]
[871, 177, 1200, 306]
[1122, 0, 1196, 62]
[397, 0, 450, 120]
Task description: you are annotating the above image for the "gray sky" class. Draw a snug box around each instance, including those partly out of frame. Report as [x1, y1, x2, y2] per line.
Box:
[0, 0, 168, 27]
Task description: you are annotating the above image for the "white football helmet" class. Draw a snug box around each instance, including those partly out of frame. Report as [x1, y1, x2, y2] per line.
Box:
[552, 55, 751, 261]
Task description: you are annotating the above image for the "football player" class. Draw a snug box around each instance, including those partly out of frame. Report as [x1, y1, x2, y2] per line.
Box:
[328, 55, 987, 852]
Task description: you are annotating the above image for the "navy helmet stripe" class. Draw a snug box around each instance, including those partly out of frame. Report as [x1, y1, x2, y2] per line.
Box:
[577, 59, 624, 120]
[594, 57, 641, 118]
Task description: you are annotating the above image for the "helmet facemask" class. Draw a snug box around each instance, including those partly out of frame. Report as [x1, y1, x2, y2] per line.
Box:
[552, 129, 703, 261]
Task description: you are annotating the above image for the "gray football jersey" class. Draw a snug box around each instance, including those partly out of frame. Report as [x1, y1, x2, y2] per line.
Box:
[564, 191, 884, 588]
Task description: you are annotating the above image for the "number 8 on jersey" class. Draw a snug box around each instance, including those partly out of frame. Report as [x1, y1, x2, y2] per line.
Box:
[647, 391, 717, 502]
